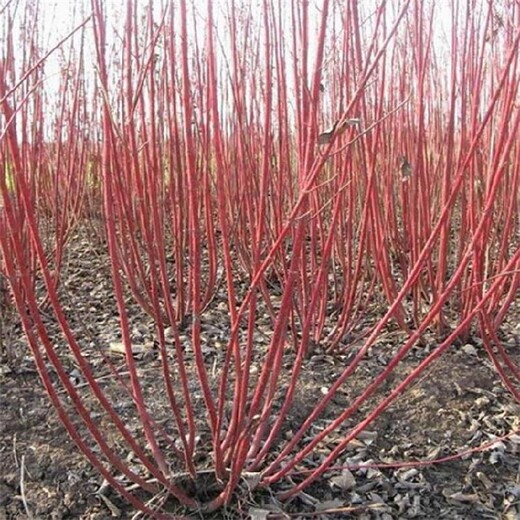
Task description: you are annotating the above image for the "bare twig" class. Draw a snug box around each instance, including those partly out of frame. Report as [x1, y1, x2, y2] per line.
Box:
[20, 455, 34, 520]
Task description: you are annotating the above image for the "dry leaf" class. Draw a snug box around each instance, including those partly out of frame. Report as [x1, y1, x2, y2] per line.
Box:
[425, 446, 442, 460]
[315, 498, 345, 511]
[98, 493, 121, 517]
[318, 118, 361, 145]
[509, 434, 520, 444]
[357, 430, 378, 444]
[297, 490, 319, 506]
[242, 471, 262, 491]
[476, 471, 493, 490]
[329, 469, 356, 490]
[248, 507, 271, 520]
[397, 468, 418, 482]
[108, 341, 149, 357]
[504, 506, 520, 520]
[399, 156, 412, 177]
[462, 343, 477, 356]
[318, 131, 334, 145]
[448, 492, 481, 503]
[346, 438, 365, 450]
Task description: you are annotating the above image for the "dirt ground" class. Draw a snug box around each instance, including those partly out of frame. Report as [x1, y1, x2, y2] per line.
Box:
[0, 234, 519, 519]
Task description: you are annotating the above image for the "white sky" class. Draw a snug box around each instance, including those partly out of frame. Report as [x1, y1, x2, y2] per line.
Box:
[1, 0, 498, 139]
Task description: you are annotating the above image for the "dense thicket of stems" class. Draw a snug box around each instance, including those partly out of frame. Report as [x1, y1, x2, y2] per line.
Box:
[1, 0, 518, 515]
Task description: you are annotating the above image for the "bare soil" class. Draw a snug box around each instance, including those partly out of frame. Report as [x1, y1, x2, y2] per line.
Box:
[1, 233, 519, 519]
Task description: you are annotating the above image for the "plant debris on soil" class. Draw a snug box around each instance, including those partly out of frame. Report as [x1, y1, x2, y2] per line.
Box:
[1, 232, 519, 520]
